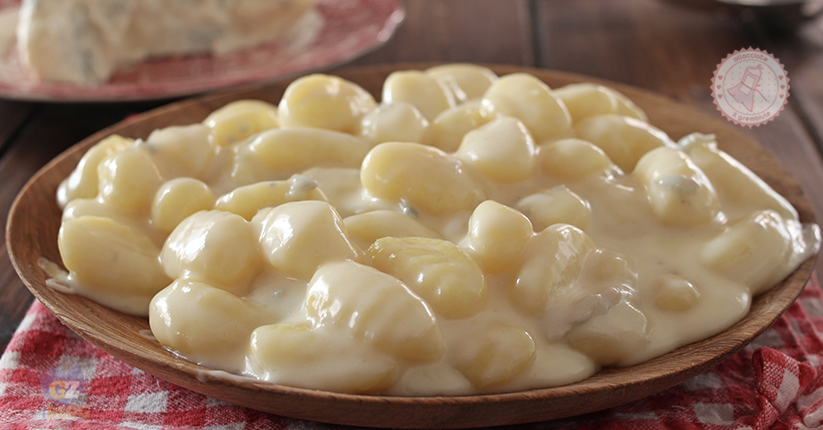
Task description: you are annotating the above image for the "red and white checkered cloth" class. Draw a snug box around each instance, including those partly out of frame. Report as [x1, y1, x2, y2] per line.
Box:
[4, 277, 823, 429]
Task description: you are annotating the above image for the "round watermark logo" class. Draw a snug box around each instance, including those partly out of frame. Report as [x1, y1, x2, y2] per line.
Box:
[712, 47, 789, 128]
[38, 357, 91, 419]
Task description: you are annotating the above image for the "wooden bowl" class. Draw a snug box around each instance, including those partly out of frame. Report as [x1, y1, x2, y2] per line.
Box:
[6, 64, 818, 429]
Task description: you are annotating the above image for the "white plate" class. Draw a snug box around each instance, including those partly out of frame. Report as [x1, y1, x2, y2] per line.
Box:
[0, 0, 405, 102]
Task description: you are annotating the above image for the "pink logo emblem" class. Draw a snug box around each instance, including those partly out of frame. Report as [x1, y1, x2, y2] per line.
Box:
[712, 47, 789, 128]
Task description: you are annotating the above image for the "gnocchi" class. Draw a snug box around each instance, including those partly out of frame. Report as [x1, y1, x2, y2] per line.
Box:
[162, 210, 261, 295]
[455, 117, 537, 183]
[633, 146, 720, 227]
[359, 102, 428, 145]
[59, 216, 170, 315]
[150, 279, 276, 373]
[464, 200, 533, 274]
[422, 102, 495, 152]
[425, 63, 497, 103]
[152, 178, 216, 234]
[204, 100, 279, 147]
[369, 236, 487, 319]
[306, 261, 444, 362]
[480, 73, 573, 143]
[360, 141, 485, 215]
[97, 146, 163, 212]
[278, 74, 377, 134]
[253, 200, 362, 281]
[575, 114, 674, 172]
[450, 322, 536, 390]
[382, 70, 456, 121]
[51, 65, 819, 396]
[515, 186, 592, 231]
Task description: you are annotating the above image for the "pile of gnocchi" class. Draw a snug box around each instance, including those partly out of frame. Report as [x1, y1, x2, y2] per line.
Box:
[53, 65, 819, 395]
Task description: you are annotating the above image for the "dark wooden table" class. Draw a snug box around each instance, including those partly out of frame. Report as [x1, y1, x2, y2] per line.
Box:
[2, 0, 823, 354]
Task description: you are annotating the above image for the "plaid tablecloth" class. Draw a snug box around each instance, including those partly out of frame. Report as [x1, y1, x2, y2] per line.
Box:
[3, 276, 823, 429]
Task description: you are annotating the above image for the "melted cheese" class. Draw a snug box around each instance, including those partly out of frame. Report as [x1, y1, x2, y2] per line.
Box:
[16, 0, 316, 85]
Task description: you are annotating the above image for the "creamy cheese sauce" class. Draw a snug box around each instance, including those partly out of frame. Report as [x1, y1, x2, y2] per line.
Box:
[53, 65, 820, 395]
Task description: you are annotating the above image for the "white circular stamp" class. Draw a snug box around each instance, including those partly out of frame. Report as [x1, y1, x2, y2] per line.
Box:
[712, 47, 789, 128]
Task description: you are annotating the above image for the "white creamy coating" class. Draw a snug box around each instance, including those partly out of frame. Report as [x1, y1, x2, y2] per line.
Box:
[15, 0, 317, 85]
[53, 66, 820, 395]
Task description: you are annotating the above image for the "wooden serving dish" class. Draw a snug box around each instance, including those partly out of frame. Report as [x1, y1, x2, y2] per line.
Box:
[6, 64, 818, 429]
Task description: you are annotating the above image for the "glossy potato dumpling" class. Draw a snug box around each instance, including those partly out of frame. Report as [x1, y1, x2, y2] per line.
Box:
[161, 210, 261, 295]
[421, 102, 494, 152]
[59, 216, 170, 316]
[360, 142, 485, 215]
[537, 138, 614, 180]
[343, 210, 442, 249]
[516, 186, 591, 232]
[426, 64, 498, 103]
[554, 83, 618, 123]
[144, 124, 217, 179]
[278, 74, 377, 134]
[633, 146, 719, 227]
[511, 224, 595, 315]
[574, 114, 674, 172]
[97, 147, 163, 212]
[247, 127, 372, 176]
[480, 73, 573, 143]
[253, 200, 362, 281]
[150, 279, 276, 373]
[151, 178, 216, 234]
[464, 200, 534, 274]
[359, 102, 428, 145]
[306, 261, 445, 362]
[249, 322, 398, 394]
[451, 322, 536, 390]
[57, 134, 133, 207]
[455, 117, 536, 183]
[214, 174, 327, 221]
[382, 70, 456, 121]
[370, 237, 487, 319]
[205, 100, 279, 147]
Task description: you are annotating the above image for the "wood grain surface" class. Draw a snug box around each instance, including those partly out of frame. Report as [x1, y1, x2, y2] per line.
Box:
[6, 64, 817, 429]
